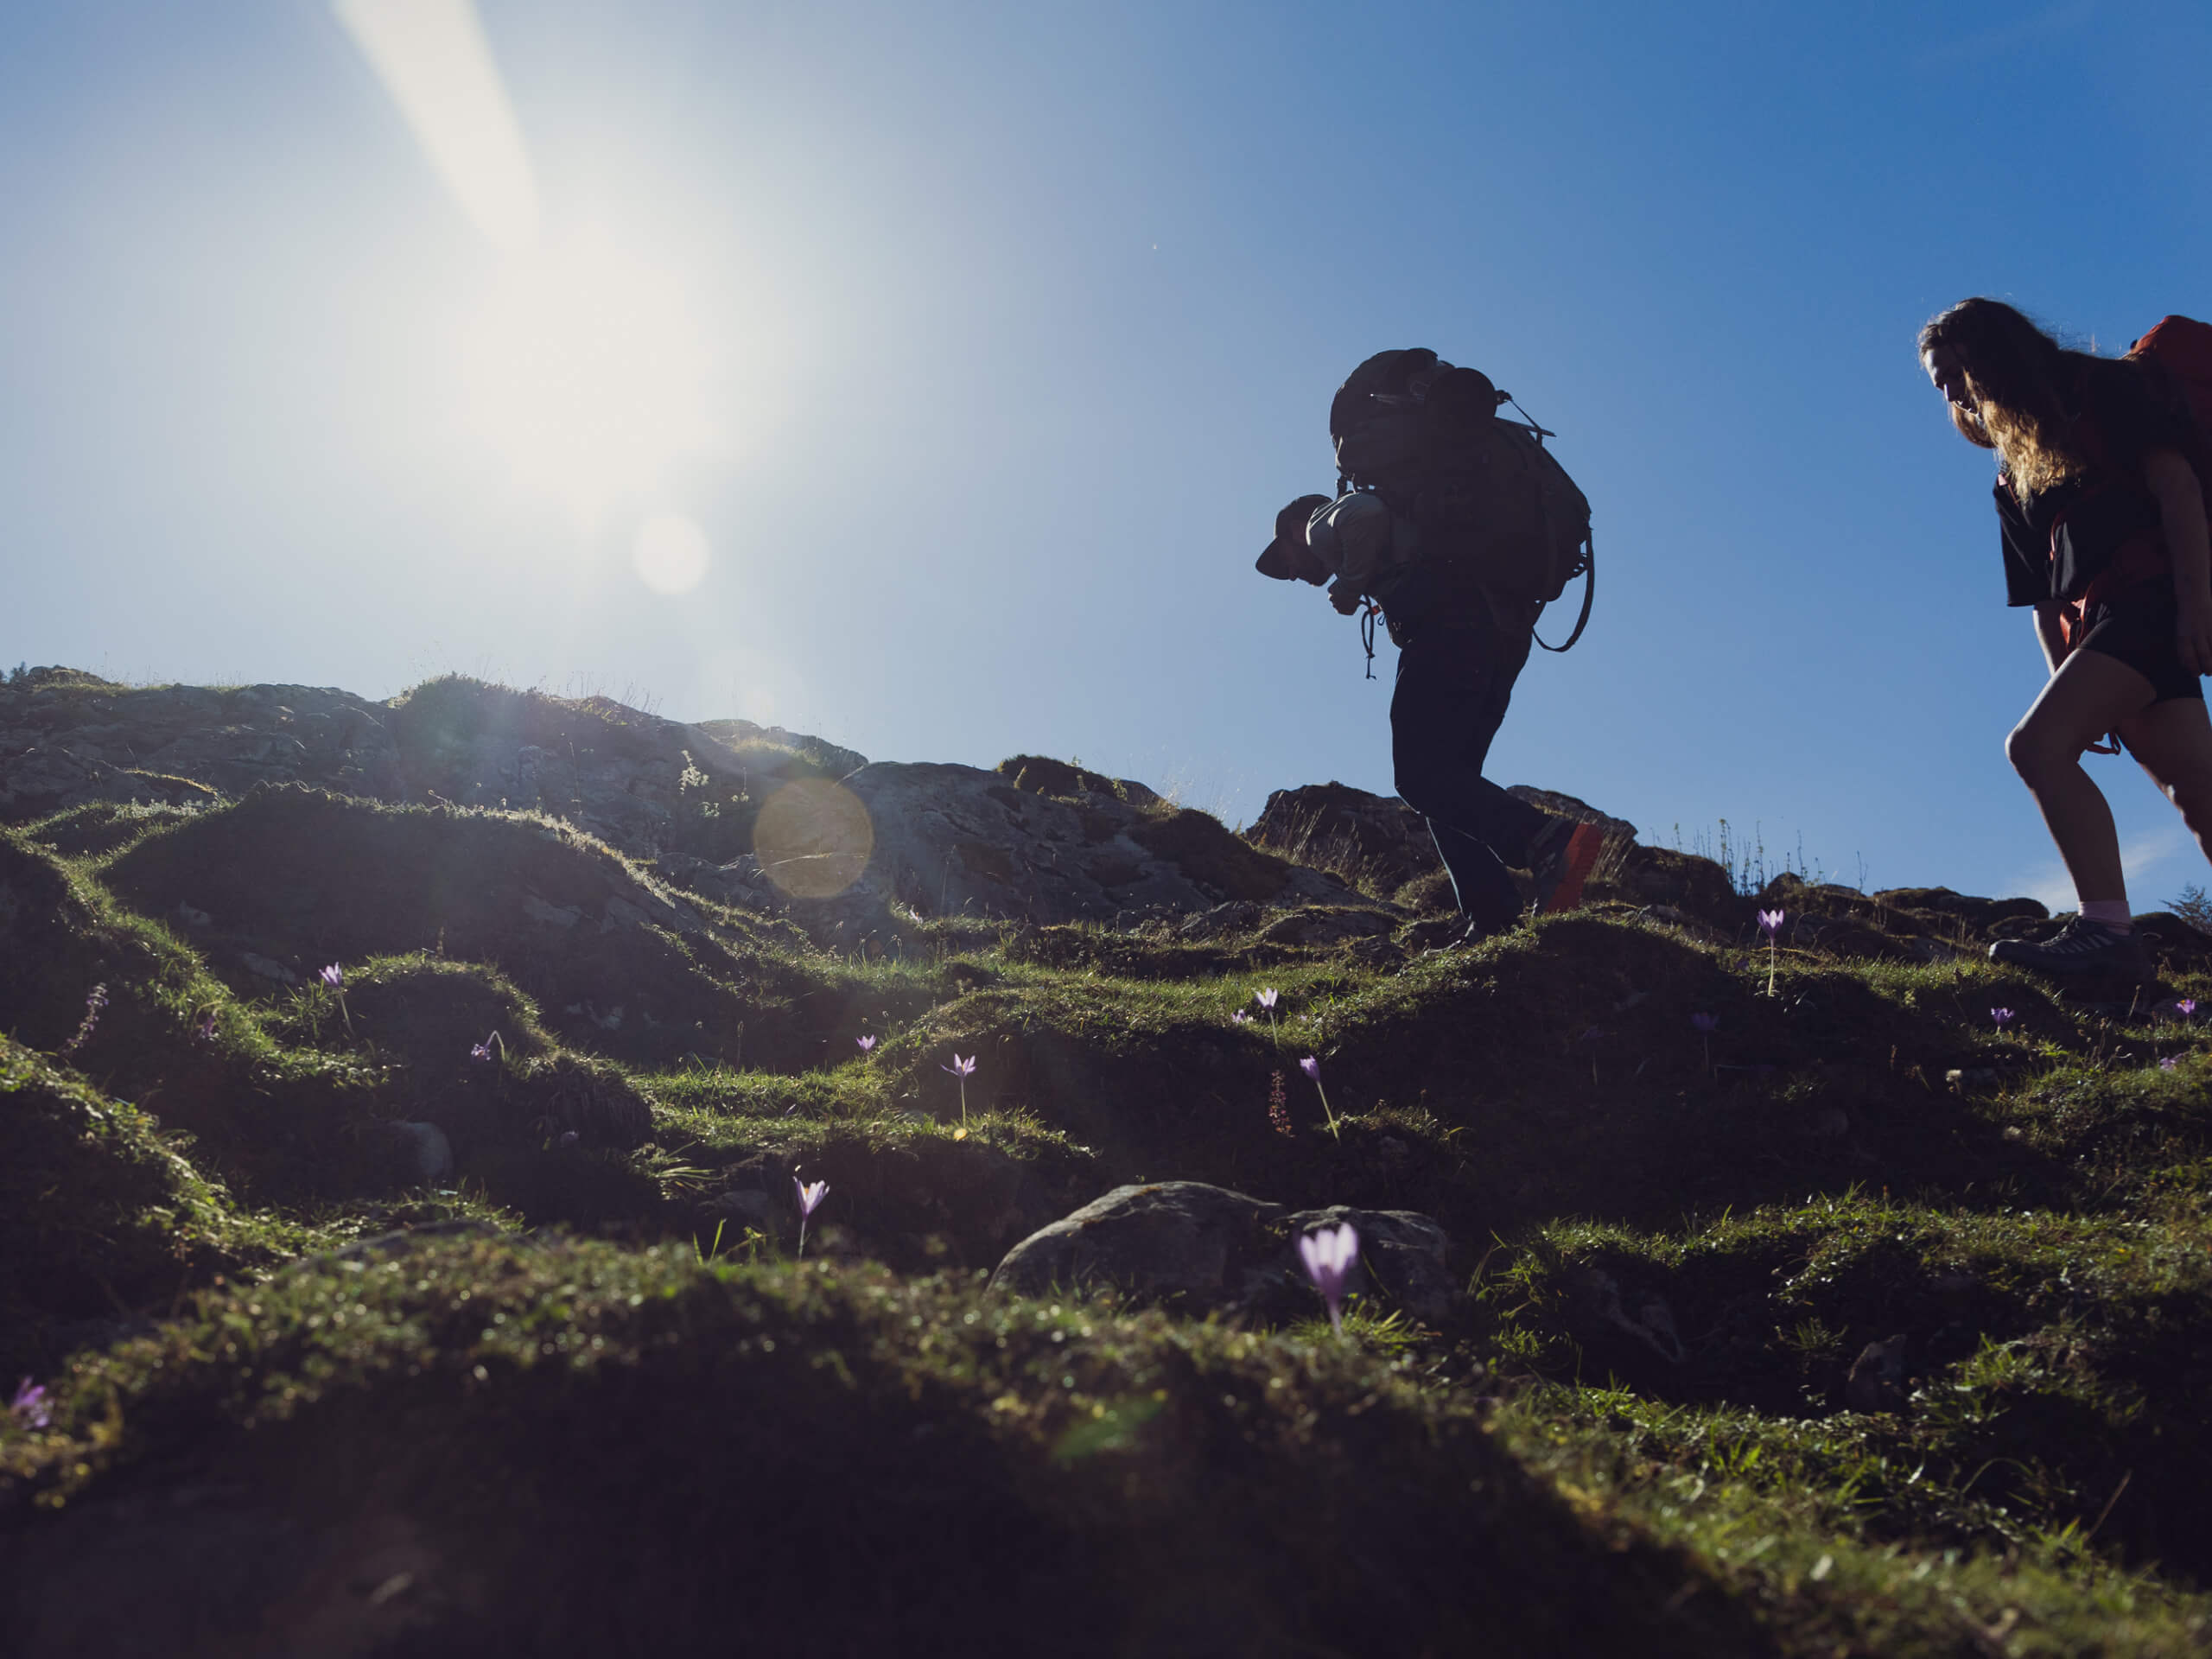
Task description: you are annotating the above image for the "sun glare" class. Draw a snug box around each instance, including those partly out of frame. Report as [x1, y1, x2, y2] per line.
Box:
[456, 237, 720, 524]
[633, 512, 711, 594]
[339, 0, 723, 527]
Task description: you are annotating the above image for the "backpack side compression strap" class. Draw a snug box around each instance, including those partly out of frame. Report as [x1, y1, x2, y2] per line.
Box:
[1534, 532, 1595, 653]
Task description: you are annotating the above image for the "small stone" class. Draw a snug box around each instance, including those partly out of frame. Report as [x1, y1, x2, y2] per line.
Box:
[1847, 1334, 1907, 1412]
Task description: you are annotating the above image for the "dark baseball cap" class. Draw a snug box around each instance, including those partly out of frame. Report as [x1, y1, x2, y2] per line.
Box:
[1255, 493, 1332, 583]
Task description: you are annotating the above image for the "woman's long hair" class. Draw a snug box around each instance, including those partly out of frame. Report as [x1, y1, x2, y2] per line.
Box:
[1919, 298, 2092, 496]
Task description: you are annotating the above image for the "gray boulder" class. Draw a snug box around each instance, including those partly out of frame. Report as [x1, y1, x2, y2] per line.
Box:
[1249, 779, 1637, 900]
[1248, 782, 1439, 893]
[988, 1181, 1458, 1322]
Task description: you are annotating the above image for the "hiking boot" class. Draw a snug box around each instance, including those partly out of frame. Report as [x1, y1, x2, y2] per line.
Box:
[1529, 817, 1605, 916]
[1987, 916, 2154, 982]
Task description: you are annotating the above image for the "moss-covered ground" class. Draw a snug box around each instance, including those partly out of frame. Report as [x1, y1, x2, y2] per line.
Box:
[5, 782, 2212, 1653]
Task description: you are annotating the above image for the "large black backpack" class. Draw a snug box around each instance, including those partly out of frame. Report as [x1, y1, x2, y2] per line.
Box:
[1329, 348, 1595, 652]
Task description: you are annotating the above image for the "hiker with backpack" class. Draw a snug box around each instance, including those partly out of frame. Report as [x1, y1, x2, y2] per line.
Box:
[1256, 350, 1605, 944]
[1920, 299, 2212, 981]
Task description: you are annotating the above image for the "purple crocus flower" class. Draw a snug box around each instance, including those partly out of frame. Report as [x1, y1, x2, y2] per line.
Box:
[9, 1378, 49, 1430]
[1231, 1009, 1249, 1025]
[1992, 1007, 2015, 1028]
[2177, 1000, 2197, 1020]
[318, 964, 353, 1035]
[942, 1053, 978, 1133]
[856, 1034, 876, 1052]
[1691, 1013, 1719, 1033]
[1296, 1056, 1342, 1138]
[1255, 988, 1279, 1010]
[1756, 911, 1786, 995]
[194, 1010, 218, 1043]
[471, 1040, 492, 1062]
[2161, 1056, 2180, 1071]
[1298, 1224, 1360, 1336]
[795, 1175, 830, 1259]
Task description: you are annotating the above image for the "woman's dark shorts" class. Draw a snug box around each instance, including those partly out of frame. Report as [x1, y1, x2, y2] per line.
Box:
[2078, 588, 2205, 705]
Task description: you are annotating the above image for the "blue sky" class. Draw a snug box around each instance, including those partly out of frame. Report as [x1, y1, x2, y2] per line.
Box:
[5, 1, 2211, 909]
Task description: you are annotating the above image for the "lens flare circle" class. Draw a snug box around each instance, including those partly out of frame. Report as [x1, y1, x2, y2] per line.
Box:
[752, 779, 874, 899]
[632, 512, 710, 594]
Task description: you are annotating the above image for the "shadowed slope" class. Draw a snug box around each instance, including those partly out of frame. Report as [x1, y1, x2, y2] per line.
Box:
[0, 1236, 1768, 1659]
[100, 784, 809, 1067]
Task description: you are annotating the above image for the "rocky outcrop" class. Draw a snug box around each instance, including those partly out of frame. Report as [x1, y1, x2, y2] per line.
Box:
[988, 1180, 1458, 1322]
[686, 759, 1363, 937]
[1249, 782, 1438, 893]
[0, 670, 853, 868]
[3, 671, 1370, 939]
[0, 674, 397, 822]
[1250, 780, 1638, 899]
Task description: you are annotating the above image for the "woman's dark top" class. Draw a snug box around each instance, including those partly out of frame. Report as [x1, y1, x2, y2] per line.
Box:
[1996, 355, 2194, 607]
[1993, 355, 2204, 702]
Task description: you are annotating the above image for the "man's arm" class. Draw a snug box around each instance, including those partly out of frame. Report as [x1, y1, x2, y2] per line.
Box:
[2147, 448, 2212, 676]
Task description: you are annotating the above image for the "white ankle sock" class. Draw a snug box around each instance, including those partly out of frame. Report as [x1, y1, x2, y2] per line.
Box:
[2079, 899, 2133, 930]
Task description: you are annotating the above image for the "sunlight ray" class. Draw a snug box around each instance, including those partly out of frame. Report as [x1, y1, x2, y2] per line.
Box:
[334, 0, 540, 251]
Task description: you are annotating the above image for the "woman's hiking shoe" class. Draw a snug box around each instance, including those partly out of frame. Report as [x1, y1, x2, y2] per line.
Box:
[1529, 818, 1605, 915]
[1987, 917, 2154, 982]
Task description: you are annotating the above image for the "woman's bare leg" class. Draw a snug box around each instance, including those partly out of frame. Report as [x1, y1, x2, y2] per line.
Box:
[2005, 649, 2158, 904]
[2114, 695, 2212, 868]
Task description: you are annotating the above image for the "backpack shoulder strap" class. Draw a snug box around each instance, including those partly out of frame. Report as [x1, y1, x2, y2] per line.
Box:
[1532, 531, 1595, 652]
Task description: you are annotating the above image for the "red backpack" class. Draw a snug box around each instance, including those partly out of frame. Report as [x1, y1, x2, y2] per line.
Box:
[2045, 315, 2212, 650]
[2129, 315, 2212, 472]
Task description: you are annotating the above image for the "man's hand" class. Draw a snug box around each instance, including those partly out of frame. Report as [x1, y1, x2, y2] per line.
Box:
[1328, 577, 1364, 616]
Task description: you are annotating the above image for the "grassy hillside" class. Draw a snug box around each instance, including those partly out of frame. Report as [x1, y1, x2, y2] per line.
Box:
[5, 769, 2212, 1655]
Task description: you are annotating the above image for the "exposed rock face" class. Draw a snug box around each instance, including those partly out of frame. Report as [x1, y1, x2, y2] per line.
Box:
[0, 670, 849, 867]
[1249, 780, 1638, 901]
[3, 671, 1366, 938]
[1249, 782, 1438, 893]
[1503, 785, 1637, 842]
[0, 675, 395, 821]
[696, 760, 1363, 936]
[989, 1180, 1458, 1322]
[1748, 874, 2054, 962]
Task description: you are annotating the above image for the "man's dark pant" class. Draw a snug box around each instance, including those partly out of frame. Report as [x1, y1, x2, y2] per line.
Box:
[1391, 613, 1546, 930]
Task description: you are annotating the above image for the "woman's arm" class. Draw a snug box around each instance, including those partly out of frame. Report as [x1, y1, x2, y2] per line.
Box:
[2148, 448, 2212, 675]
[2033, 601, 2070, 677]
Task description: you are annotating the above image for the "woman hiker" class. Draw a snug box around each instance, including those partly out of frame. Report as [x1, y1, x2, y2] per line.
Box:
[1920, 297, 2212, 980]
